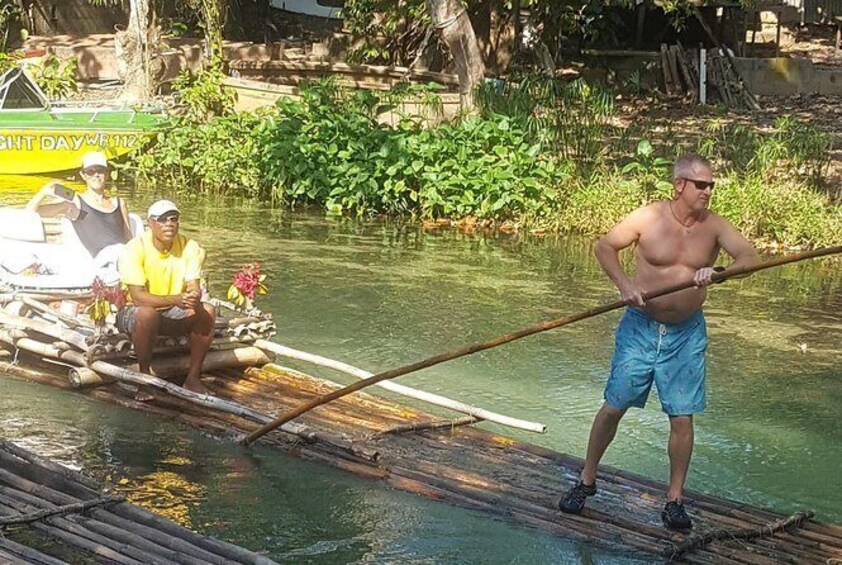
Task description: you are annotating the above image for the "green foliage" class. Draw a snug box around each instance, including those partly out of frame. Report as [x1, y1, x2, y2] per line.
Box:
[135, 111, 263, 195]
[476, 75, 616, 167]
[132, 79, 841, 249]
[697, 116, 833, 194]
[29, 55, 79, 99]
[0, 51, 18, 74]
[172, 68, 235, 122]
[342, 0, 430, 65]
[257, 79, 565, 219]
[712, 174, 840, 249]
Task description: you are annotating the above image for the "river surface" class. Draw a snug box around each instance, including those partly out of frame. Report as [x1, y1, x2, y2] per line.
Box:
[0, 176, 840, 563]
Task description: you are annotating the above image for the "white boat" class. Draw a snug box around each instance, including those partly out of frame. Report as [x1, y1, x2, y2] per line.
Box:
[0, 207, 143, 292]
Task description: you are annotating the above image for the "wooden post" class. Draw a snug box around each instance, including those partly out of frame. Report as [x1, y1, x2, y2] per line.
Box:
[635, 0, 646, 49]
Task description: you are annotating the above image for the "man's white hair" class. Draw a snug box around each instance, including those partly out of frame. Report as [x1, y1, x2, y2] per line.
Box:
[673, 154, 712, 181]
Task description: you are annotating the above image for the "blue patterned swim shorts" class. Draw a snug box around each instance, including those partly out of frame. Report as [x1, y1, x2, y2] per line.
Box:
[604, 308, 707, 416]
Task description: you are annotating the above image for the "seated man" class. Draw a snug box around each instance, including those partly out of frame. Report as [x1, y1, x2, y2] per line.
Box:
[117, 200, 215, 401]
[26, 151, 132, 283]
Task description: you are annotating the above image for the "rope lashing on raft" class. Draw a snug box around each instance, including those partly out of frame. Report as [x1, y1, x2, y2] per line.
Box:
[0, 495, 126, 528]
[664, 510, 814, 561]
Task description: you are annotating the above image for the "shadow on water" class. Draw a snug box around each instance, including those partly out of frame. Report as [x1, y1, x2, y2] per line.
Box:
[0, 181, 839, 562]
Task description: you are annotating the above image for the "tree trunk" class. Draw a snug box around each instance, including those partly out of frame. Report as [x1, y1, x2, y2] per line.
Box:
[115, 0, 156, 101]
[197, 0, 228, 70]
[427, 0, 485, 110]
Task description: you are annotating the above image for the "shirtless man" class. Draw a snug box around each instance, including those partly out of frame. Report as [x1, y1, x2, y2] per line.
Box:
[557, 154, 759, 531]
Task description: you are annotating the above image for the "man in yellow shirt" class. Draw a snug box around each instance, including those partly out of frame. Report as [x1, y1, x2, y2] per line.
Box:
[118, 200, 215, 401]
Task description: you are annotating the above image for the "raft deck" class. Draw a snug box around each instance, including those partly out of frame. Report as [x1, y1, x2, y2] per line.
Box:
[0, 440, 275, 564]
[3, 357, 841, 564]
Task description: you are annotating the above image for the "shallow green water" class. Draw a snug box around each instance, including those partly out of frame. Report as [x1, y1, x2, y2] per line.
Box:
[0, 178, 840, 563]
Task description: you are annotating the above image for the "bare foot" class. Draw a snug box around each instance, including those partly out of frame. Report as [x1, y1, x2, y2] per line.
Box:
[134, 386, 156, 403]
[182, 377, 209, 396]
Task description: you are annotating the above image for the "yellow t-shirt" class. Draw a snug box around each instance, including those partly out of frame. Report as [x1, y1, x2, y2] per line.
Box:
[119, 231, 203, 296]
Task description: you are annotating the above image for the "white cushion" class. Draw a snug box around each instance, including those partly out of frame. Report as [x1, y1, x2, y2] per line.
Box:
[0, 209, 45, 242]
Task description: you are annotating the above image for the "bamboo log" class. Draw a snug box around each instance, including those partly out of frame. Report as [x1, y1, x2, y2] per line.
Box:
[0, 495, 125, 525]
[255, 340, 547, 433]
[71, 348, 270, 389]
[88, 360, 380, 462]
[244, 246, 842, 444]
[0, 487, 236, 565]
[0, 495, 144, 565]
[0, 473, 266, 565]
[107, 504, 279, 565]
[18, 296, 94, 330]
[0, 311, 89, 350]
[137, 346, 270, 377]
[68, 366, 112, 388]
[0, 536, 68, 565]
[69, 514, 205, 565]
[378, 416, 480, 436]
[665, 511, 816, 560]
[83, 507, 236, 564]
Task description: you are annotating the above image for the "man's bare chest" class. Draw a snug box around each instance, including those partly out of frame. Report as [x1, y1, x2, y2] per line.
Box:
[637, 223, 719, 269]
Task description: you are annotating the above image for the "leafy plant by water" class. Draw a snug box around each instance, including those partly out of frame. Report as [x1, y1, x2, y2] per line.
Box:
[476, 75, 616, 167]
[131, 76, 841, 249]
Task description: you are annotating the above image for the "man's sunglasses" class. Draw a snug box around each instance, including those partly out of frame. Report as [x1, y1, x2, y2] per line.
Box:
[152, 214, 180, 225]
[681, 178, 715, 191]
[82, 166, 108, 176]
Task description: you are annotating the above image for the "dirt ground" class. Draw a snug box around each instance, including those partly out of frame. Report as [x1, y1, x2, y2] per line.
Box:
[611, 91, 842, 198]
[749, 23, 842, 69]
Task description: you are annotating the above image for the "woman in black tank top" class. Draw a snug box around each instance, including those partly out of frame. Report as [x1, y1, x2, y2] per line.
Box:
[73, 196, 128, 256]
[72, 153, 132, 256]
[25, 152, 133, 256]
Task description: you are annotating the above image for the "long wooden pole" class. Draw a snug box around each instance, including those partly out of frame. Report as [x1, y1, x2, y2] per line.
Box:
[242, 245, 842, 445]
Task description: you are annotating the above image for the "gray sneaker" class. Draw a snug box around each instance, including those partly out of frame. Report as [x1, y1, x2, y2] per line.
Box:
[662, 500, 693, 532]
[557, 481, 597, 514]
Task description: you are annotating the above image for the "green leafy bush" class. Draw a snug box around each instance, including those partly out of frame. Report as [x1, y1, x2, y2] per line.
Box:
[29, 54, 78, 99]
[172, 68, 236, 123]
[132, 78, 841, 249]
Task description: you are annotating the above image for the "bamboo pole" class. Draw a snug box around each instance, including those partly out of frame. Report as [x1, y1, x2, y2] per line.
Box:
[0, 311, 89, 350]
[18, 296, 94, 330]
[377, 416, 481, 436]
[254, 340, 547, 433]
[0, 467, 270, 565]
[138, 346, 270, 376]
[0, 495, 125, 525]
[0, 537, 66, 565]
[243, 245, 842, 445]
[88, 360, 380, 462]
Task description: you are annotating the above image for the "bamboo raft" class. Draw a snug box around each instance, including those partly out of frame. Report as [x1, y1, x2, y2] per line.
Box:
[0, 441, 277, 564]
[2, 293, 842, 563]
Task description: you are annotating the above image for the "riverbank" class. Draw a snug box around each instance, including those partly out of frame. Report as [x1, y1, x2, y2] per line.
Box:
[130, 75, 841, 250]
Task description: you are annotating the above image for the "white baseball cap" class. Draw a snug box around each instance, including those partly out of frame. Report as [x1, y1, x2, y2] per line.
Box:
[81, 151, 108, 170]
[147, 199, 180, 220]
